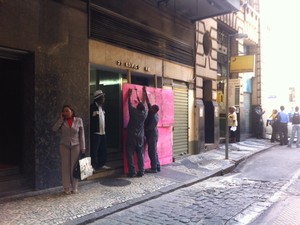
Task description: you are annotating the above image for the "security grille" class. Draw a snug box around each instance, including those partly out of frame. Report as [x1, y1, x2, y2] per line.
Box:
[244, 93, 251, 133]
[173, 86, 189, 157]
[89, 5, 194, 66]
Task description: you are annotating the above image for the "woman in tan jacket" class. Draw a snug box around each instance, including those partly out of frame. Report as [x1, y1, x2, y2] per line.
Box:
[52, 105, 86, 194]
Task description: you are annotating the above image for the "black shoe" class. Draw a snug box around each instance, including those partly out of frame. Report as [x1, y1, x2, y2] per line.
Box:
[127, 173, 137, 178]
[157, 168, 161, 172]
[137, 172, 144, 177]
[145, 169, 157, 173]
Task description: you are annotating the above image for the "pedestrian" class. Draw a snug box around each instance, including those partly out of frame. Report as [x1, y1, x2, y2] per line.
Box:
[269, 109, 280, 143]
[90, 89, 109, 170]
[52, 105, 86, 195]
[254, 104, 265, 139]
[278, 105, 289, 145]
[126, 88, 147, 177]
[143, 86, 160, 173]
[288, 106, 300, 148]
[228, 106, 238, 143]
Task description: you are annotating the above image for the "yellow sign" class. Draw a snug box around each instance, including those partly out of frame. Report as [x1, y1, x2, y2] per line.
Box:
[230, 55, 255, 73]
[217, 91, 224, 103]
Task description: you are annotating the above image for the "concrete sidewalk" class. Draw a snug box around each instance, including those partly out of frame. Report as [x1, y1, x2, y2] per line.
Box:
[0, 138, 277, 225]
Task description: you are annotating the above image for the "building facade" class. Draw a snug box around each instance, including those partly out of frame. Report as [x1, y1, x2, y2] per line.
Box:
[0, 0, 261, 194]
[194, 0, 260, 148]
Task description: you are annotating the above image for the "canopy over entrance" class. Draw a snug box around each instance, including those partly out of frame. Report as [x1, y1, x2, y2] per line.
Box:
[144, 0, 241, 21]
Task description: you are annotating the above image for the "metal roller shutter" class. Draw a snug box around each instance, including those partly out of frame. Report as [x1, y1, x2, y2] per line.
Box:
[173, 86, 189, 157]
[244, 93, 251, 133]
[89, 5, 194, 66]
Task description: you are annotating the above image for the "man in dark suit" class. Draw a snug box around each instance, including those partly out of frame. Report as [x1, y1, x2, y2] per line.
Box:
[90, 90, 109, 170]
[126, 88, 147, 177]
[143, 86, 160, 173]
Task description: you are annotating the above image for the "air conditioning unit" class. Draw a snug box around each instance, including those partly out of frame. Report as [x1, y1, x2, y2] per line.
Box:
[217, 44, 227, 54]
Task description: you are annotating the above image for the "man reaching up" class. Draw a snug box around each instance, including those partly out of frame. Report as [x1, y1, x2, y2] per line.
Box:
[143, 86, 160, 173]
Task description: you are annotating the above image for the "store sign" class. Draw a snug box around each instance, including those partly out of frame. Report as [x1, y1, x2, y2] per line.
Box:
[230, 55, 255, 73]
[116, 61, 150, 72]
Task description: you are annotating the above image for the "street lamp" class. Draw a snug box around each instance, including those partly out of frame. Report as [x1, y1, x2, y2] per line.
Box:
[225, 33, 248, 159]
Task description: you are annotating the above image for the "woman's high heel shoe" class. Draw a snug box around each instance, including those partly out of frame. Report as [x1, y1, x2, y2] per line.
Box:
[64, 188, 71, 195]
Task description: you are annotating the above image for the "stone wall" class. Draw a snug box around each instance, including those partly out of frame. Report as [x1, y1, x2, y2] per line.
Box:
[0, 0, 89, 189]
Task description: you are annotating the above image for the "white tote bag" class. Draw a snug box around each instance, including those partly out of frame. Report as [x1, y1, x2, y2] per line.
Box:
[79, 157, 93, 180]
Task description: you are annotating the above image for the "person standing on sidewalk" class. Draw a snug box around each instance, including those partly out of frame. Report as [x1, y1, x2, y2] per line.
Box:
[143, 86, 160, 173]
[268, 109, 280, 143]
[228, 106, 238, 143]
[52, 105, 86, 195]
[278, 105, 289, 146]
[254, 104, 265, 139]
[288, 106, 300, 147]
[90, 90, 109, 170]
[126, 88, 147, 177]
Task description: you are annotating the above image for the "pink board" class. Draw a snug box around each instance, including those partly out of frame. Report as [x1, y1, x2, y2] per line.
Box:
[122, 84, 174, 173]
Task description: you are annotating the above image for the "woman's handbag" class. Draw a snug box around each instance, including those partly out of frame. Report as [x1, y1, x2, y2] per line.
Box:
[78, 156, 94, 180]
[73, 153, 85, 179]
[73, 153, 93, 180]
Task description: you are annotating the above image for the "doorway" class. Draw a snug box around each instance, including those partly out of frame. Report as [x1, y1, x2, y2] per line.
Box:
[0, 47, 35, 196]
[0, 50, 36, 195]
[90, 68, 125, 170]
[0, 59, 22, 171]
[89, 68, 162, 172]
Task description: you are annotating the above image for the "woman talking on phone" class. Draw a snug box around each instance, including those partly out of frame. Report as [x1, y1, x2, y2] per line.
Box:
[52, 105, 86, 195]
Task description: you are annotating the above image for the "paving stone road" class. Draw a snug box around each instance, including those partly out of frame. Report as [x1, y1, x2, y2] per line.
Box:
[88, 176, 286, 225]
[0, 139, 277, 225]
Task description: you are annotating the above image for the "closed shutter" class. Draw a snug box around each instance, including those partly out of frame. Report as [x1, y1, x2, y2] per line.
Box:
[173, 86, 189, 157]
[89, 5, 194, 66]
[244, 93, 251, 133]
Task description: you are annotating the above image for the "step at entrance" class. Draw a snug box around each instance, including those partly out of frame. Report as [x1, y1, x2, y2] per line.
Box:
[0, 164, 19, 177]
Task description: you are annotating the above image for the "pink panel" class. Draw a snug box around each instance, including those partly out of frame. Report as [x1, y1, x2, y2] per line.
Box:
[122, 84, 174, 173]
[122, 84, 174, 128]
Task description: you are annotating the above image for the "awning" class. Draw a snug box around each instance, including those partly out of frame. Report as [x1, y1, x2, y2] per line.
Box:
[146, 0, 241, 21]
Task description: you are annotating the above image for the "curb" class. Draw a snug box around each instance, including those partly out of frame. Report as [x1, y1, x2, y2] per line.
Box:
[68, 146, 272, 225]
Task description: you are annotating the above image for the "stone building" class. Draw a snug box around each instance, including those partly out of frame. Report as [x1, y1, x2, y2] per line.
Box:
[0, 0, 260, 194]
[195, 0, 260, 146]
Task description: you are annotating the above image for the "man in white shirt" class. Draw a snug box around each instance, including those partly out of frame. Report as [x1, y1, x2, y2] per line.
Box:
[90, 90, 108, 170]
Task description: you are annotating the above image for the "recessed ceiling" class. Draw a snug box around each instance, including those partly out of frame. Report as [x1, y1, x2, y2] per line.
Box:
[144, 0, 241, 21]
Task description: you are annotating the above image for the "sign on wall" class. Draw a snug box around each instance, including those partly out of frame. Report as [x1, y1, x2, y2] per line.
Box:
[230, 55, 255, 73]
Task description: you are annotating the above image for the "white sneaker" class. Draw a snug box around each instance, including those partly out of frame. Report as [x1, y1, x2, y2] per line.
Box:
[101, 165, 111, 169]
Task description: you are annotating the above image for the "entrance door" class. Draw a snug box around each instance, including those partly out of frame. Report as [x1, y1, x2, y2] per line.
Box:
[90, 68, 124, 170]
[0, 59, 22, 167]
[0, 47, 35, 195]
[0, 59, 22, 174]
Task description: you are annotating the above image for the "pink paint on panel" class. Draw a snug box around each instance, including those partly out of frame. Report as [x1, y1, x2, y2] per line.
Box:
[122, 84, 174, 173]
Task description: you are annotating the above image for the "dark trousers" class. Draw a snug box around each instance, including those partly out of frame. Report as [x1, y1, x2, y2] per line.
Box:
[255, 121, 264, 138]
[146, 135, 160, 171]
[279, 123, 288, 145]
[126, 136, 144, 175]
[271, 123, 279, 142]
[91, 134, 107, 169]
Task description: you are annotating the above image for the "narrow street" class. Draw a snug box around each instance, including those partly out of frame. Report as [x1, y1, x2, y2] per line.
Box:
[87, 145, 300, 225]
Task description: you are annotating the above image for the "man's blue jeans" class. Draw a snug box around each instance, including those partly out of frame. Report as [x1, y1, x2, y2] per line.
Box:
[288, 124, 300, 147]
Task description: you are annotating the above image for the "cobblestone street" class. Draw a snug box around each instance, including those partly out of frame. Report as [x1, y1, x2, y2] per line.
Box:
[88, 176, 286, 225]
[0, 139, 278, 225]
